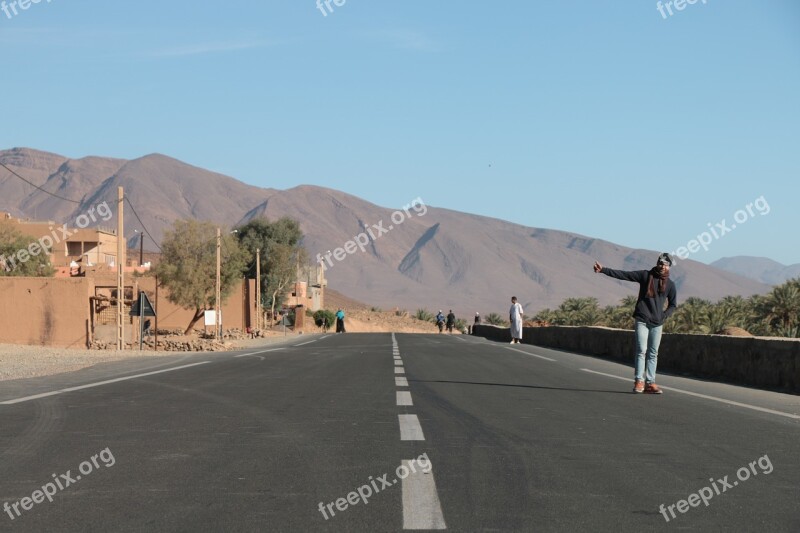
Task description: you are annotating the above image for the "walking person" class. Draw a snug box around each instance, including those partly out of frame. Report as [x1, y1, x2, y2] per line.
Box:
[509, 297, 524, 344]
[446, 310, 456, 334]
[435, 310, 445, 333]
[335, 308, 346, 333]
[593, 253, 677, 394]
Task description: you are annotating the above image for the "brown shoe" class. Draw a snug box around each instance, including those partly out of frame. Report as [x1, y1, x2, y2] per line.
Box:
[633, 380, 644, 393]
[644, 383, 663, 394]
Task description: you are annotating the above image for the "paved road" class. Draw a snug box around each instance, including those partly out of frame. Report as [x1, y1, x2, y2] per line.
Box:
[1, 333, 798, 532]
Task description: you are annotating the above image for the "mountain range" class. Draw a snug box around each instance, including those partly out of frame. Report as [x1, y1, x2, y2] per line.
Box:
[710, 257, 800, 286]
[0, 147, 776, 316]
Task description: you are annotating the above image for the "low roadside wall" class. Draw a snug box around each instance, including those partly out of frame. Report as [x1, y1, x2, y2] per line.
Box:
[472, 325, 800, 393]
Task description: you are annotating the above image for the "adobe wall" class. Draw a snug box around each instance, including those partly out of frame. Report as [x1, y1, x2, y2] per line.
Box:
[0, 277, 91, 348]
[472, 325, 800, 393]
[0, 276, 253, 348]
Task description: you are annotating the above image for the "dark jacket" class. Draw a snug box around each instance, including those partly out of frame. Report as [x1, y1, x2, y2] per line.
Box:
[600, 268, 677, 326]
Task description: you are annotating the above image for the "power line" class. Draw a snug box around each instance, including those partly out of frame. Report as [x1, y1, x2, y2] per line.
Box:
[0, 162, 82, 204]
[124, 197, 162, 252]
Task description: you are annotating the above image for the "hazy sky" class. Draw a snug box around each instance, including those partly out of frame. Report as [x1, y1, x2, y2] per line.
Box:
[1, 1, 798, 264]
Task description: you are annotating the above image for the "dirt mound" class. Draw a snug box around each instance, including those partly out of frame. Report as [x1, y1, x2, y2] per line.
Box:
[716, 326, 754, 337]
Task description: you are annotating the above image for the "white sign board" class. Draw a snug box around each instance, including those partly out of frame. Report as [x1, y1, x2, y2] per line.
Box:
[204, 310, 222, 326]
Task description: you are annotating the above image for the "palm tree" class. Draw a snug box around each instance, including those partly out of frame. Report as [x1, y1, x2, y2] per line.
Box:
[485, 312, 507, 326]
[756, 281, 800, 337]
[667, 297, 711, 334]
[556, 297, 602, 326]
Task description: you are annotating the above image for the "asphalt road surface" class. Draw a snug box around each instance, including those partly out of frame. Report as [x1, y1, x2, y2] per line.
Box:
[1, 333, 798, 532]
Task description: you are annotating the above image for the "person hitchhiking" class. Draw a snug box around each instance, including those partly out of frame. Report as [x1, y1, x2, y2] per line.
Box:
[509, 297, 524, 344]
[446, 310, 456, 334]
[335, 308, 346, 333]
[593, 253, 677, 394]
[435, 310, 445, 333]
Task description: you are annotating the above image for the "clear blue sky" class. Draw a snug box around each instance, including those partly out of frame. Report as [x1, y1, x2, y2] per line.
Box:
[2, 0, 798, 264]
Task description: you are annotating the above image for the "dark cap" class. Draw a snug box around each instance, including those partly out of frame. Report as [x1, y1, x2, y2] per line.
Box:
[657, 252, 673, 266]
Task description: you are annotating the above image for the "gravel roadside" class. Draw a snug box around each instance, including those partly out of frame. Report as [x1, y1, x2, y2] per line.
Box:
[0, 334, 308, 382]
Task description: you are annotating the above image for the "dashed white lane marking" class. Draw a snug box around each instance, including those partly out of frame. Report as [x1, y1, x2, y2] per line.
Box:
[398, 414, 425, 440]
[395, 367, 405, 374]
[396, 377, 409, 387]
[0, 362, 212, 405]
[397, 391, 413, 406]
[506, 347, 556, 361]
[233, 348, 282, 358]
[394, 355, 402, 360]
[402, 460, 446, 530]
[321, 335, 331, 339]
[294, 340, 317, 347]
[581, 369, 800, 420]
[395, 360, 404, 366]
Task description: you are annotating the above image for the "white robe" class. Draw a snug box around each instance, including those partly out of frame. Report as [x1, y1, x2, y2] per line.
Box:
[510, 302, 524, 339]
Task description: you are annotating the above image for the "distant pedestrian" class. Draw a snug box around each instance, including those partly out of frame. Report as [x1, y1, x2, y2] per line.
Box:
[471, 312, 480, 335]
[446, 310, 456, 334]
[336, 308, 346, 333]
[322, 316, 330, 333]
[143, 319, 152, 337]
[509, 297, 524, 344]
[435, 310, 445, 333]
[594, 253, 677, 394]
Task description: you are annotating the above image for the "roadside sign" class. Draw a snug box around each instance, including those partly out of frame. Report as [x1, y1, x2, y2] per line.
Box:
[130, 292, 156, 317]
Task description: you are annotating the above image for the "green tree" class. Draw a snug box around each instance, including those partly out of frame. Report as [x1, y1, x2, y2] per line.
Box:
[0, 221, 55, 277]
[755, 280, 800, 337]
[313, 309, 336, 331]
[553, 297, 602, 326]
[235, 217, 306, 324]
[485, 312, 507, 326]
[667, 297, 711, 334]
[154, 220, 246, 334]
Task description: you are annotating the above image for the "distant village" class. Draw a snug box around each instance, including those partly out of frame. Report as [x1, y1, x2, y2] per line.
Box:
[0, 212, 326, 348]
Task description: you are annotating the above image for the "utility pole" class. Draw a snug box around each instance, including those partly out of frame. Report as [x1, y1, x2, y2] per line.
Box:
[215, 227, 221, 339]
[116, 187, 125, 350]
[256, 248, 261, 330]
[139, 231, 144, 266]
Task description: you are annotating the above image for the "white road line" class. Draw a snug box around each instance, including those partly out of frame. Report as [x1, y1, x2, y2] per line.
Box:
[321, 335, 331, 339]
[402, 460, 446, 530]
[395, 367, 405, 374]
[397, 391, 413, 406]
[581, 368, 800, 420]
[234, 351, 261, 358]
[452, 336, 468, 342]
[234, 348, 283, 357]
[395, 360, 404, 366]
[396, 377, 409, 387]
[398, 414, 425, 440]
[506, 347, 556, 362]
[0, 362, 212, 405]
[294, 340, 317, 347]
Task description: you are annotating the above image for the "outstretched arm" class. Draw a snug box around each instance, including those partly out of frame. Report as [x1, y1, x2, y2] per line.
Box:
[593, 261, 645, 283]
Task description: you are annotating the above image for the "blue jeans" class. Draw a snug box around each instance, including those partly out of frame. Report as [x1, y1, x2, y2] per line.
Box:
[635, 320, 663, 383]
